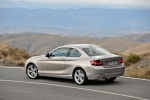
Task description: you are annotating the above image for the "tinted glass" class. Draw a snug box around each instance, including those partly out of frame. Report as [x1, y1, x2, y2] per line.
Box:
[50, 48, 70, 57]
[83, 46, 111, 56]
[67, 48, 81, 57]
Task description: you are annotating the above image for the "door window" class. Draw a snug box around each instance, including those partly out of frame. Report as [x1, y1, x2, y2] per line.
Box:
[50, 48, 70, 57]
[67, 48, 81, 57]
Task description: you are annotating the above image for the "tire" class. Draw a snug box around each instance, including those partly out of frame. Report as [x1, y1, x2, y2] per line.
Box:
[26, 64, 39, 79]
[73, 68, 88, 85]
[105, 77, 116, 82]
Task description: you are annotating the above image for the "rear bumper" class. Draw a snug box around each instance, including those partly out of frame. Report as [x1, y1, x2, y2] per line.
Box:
[85, 65, 125, 80]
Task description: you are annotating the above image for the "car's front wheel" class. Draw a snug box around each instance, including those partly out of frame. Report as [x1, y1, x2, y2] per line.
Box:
[105, 77, 116, 82]
[73, 68, 88, 85]
[26, 64, 39, 79]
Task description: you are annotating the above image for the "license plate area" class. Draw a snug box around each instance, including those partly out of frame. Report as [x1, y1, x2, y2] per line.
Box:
[105, 61, 119, 66]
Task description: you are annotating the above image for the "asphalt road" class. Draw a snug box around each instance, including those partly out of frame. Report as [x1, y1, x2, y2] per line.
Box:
[0, 66, 150, 100]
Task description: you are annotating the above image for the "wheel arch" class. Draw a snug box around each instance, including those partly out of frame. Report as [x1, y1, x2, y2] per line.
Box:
[72, 67, 88, 79]
[26, 62, 37, 73]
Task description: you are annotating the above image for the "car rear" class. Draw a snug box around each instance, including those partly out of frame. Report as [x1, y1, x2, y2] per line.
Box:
[87, 55, 125, 80]
[82, 45, 125, 80]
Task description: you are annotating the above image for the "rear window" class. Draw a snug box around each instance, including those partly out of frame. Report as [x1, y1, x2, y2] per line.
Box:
[82, 46, 111, 56]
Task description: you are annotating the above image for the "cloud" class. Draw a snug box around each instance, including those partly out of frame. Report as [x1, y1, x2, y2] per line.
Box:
[1, 0, 150, 9]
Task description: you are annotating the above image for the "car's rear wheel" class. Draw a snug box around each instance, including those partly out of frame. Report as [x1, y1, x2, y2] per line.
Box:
[26, 64, 39, 79]
[73, 68, 88, 85]
[105, 77, 116, 82]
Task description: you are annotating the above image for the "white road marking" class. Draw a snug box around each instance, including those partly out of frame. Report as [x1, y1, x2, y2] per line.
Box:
[0, 79, 148, 100]
[1, 66, 150, 82]
[120, 76, 150, 82]
[0, 66, 24, 69]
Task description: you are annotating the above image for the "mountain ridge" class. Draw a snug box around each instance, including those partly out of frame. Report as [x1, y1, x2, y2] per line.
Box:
[1, 33, 149, 54]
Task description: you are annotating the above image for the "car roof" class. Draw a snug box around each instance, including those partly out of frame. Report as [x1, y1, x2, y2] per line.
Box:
[60, 44, 99, 48]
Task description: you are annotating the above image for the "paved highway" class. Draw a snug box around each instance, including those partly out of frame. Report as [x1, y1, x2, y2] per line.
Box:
[0, 66, 150, 100]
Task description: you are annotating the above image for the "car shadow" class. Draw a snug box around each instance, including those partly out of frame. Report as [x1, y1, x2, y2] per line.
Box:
[87, 80, 122, 86]
[39, 76, 74, 84]
[39, 76, 122, 86]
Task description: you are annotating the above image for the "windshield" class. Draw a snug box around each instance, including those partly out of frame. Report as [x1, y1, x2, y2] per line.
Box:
[82, 46, 112, 56]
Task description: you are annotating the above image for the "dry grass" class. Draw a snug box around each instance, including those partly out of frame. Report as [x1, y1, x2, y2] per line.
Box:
[140, 52, 150, 57]
[125, 66, 150, 79]
[124, 53, 140, 66]
[0, 44, 31, 66]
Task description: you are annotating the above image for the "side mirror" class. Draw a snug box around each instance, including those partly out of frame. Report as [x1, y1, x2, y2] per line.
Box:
[45, 53, 50, 58]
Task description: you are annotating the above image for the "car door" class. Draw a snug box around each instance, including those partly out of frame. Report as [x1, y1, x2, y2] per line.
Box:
[64, 48, 82, 74]
[41, 47, 70, 75]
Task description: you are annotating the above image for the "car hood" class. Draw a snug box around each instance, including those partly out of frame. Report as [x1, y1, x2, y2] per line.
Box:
[28, 55, 45, 61]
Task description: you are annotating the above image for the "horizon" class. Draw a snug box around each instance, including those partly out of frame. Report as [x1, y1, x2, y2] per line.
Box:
[1, 0, 150, 9]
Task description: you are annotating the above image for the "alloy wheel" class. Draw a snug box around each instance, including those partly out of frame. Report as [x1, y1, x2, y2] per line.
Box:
[74, 69, 87, 85]
[27, 64, 39, 79]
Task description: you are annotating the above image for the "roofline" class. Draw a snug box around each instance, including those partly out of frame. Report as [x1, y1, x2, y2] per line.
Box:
[61, 44, 98, 48]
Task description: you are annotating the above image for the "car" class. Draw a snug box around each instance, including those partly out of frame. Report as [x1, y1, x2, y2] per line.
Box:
[25, 44, 125, 85]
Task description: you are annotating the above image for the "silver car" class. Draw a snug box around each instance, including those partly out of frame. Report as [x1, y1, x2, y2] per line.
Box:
[25, 44, 125, 85]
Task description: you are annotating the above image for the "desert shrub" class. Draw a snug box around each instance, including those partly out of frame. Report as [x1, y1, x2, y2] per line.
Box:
[8, 47, 17, 55]
[12, 55, 20, 60]
[1, 50, 8, 57]
[0, 55, 2, 59]
[125, 54, 140, 66]
[3, 59, 14, 66]
[20, 49, 31, 59]
[0, 43, 31, 66]
[17, 61, 25, 66]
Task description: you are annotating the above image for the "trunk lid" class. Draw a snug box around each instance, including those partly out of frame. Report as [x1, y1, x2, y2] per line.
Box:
[92, 54, 123, 67]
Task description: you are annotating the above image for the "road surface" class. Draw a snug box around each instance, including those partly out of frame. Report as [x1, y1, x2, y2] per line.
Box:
[0, 66, 150, 100]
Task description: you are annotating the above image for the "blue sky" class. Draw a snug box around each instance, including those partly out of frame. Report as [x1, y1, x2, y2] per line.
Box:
[1, 0, 150, 9]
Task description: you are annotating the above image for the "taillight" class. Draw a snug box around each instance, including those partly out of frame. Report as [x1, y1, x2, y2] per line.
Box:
[120, 59, 124, 63]
[90, 60, 103, 66]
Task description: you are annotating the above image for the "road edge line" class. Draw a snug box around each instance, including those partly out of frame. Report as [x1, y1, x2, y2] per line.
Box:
[0, 66, 24, 69]
[120, 76, 150, 82]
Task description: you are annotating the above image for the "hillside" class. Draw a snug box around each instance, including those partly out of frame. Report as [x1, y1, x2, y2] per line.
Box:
[124, 57, 150, 79]
[0, 43, 30, 66]
[0, 33, 142, 54]
[123, 43, 150, 56]
[117, 33, 150, 43]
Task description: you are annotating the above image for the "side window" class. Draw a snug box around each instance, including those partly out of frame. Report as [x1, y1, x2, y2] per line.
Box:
[67, 48, 81, 57]
[50, 48, 70, 57]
